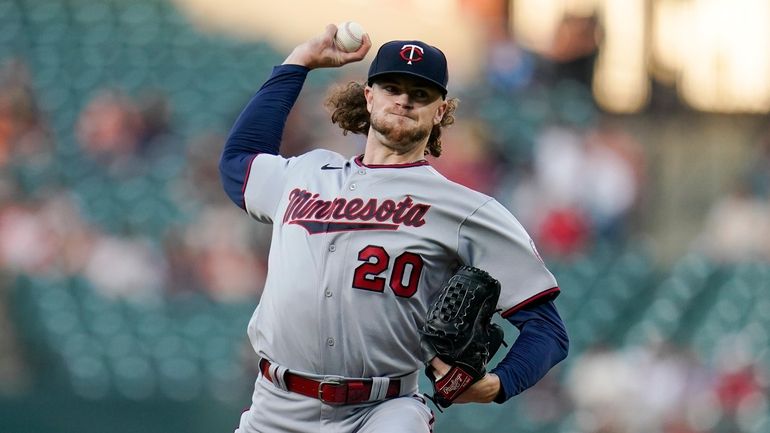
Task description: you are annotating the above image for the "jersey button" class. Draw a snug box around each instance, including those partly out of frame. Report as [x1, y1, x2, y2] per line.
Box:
[328, 244, 336, 252]
[349, 183, 357, 190]
[326, 338, 335, 346]
[325, 290, 332, 297]
[358, 169, 366, 175]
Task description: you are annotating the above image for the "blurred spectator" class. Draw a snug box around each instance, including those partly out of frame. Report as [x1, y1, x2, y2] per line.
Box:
[582, 120, 645, 242]
[533, 124, 585, 208]
[503, 162, 541, 230]
[196, 243, 265, 302]
[484, 28, 537, 92]
[529, 125, 592, 256]
[83, 234, 167, 301]
[136, 89, 174, 152]
[137, 90, 172, 143]
[173, 131, 231, 206]
[0, 58, 55, 202]
[518, 369, 572, 425]
[521, 119, 643, 257]
[710, 333, 769, 433]
[281, 91, 328, 157]
[0, 192, 94, 277]
[567, 340, 714, 433]
[0, 200, 59, 275]
[695, 180, 770, 262]
[567, 342, 638, 433]
[181, 205, 267, 301]
[0, 58, 50, 168]
[429, 121, 503, 195]
[76, 89, 144, 168]
[46, 195, 100, 275]
[163, 228, 206, 296]
[537, 206, 591, 257]
[629, 341, 710, 433]
[541, 14, 600, 89]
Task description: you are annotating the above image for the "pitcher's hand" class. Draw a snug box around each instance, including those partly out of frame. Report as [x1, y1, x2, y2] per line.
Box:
[429, 357, 502, 404]
[283, 24, 371, 69]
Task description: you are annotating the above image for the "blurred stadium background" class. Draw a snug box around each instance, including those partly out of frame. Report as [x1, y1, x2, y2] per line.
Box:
[1, 0, 769, 432]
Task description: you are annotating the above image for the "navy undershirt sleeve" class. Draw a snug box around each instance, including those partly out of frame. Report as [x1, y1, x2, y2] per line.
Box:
[219, 64, 310, 209]
[491, 300, 569, 403]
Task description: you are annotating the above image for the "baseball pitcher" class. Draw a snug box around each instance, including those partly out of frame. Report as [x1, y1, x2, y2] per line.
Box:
[219, 24, 569, 433]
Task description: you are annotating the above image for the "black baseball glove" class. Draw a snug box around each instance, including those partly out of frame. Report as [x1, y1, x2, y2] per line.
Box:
[419, 266, 505, 408]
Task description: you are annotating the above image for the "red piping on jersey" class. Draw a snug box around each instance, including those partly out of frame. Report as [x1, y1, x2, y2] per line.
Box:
[241, 153, 260, 209]
[354, 154, 430, 168]
[501, 286, 560, 318]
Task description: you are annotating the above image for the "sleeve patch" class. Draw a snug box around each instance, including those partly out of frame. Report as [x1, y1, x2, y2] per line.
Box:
[530, 238, 545, 265]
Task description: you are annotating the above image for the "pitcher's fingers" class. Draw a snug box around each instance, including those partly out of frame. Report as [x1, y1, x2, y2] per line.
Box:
[343, 32, 372, 62]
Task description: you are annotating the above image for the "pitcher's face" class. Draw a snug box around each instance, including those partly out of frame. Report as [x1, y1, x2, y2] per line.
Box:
[365, 74, 447, 153]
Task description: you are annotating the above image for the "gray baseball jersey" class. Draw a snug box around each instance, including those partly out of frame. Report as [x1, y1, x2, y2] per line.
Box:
[242, 149, 559, 379]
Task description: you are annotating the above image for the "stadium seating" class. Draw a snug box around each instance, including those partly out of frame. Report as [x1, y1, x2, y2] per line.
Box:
[4, 1, 770, 432]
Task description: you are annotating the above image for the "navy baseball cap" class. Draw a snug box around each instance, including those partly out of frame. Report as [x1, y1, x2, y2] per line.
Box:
[367, 40, 448, 96]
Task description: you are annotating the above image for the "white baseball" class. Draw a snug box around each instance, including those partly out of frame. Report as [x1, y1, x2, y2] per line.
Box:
[334, 21, 365, 53]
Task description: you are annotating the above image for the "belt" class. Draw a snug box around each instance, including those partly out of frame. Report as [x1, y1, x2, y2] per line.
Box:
[259, 359, 402, 405]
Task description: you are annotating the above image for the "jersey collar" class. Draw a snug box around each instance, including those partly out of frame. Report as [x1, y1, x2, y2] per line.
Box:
[354, 154, 430, 169]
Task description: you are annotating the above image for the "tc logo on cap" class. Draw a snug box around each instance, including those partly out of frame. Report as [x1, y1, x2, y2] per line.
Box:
[399, 44, 424, 65]
[367, 40, 448, 96]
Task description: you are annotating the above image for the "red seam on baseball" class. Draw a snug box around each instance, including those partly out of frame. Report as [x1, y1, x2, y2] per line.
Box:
[344, 23, 362, 43]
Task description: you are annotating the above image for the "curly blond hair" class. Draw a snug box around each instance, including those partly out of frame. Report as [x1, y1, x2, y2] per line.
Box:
[324, 82, 459, 157]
